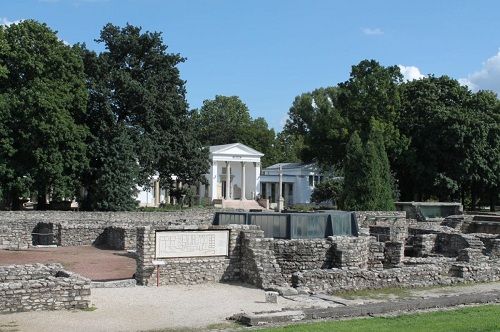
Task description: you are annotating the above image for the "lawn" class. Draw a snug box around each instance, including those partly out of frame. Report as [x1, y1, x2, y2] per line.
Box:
[258, 305, 500, 332]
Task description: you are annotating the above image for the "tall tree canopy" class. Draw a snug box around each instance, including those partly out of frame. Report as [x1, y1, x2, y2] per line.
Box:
[0, 20, 88, 209]
[284, 60, 499, 210]
[397, 76, 500, 209]
[284, 60, 407, 169]
[193, 95, 278, 166]
[80, 23, 209, 210]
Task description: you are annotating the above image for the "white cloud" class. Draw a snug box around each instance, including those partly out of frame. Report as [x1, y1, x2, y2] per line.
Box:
[362, 27, 383, 36]
[459, 50, 500, 94]
[1, 17, 23, 27]
[398, 65, 425, 82]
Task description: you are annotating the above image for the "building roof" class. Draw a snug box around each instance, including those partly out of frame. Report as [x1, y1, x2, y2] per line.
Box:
[209, 143, 264, 157]
[265, 162, 316, 170]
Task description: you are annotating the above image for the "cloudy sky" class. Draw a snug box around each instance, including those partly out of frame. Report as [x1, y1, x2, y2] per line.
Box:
[1, 0, 499, 130]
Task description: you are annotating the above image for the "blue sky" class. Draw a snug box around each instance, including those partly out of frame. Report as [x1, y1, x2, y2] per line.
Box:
[2, 0, 500, 130]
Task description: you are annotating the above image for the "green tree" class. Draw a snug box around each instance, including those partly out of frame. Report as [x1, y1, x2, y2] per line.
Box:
[341, 132, 371, 210]
[193, 95, 277, 166]
[273, 131, 304, 164]
[341, 129, 395, 211]
[284, 60, 407, 170]
[0, 20, 88, 209]
[284, 87, 348, 166]
[366, 125, 395, 210]
[193, 95, 252, 146]
[338, 60, 408, 159]
[80, 24, 209, 210]
[397, 76, 500, 210]
[83, 125, 139, 211]
[311, 178, 343, 205]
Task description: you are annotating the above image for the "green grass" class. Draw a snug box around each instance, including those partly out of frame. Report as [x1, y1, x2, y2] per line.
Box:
[258, 305, 500, 332]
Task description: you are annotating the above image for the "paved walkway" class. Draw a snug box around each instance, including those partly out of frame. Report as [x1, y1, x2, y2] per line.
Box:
[0, 246, 136, 281]
[1, 282, 499, 332]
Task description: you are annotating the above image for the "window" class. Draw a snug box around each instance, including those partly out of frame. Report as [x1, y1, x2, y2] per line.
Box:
[309, 175, 314, 186]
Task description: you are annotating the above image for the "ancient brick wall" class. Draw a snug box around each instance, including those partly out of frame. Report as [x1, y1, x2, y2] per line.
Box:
[0, 263, 90, 313]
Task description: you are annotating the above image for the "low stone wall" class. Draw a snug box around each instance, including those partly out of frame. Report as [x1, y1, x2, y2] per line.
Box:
[293, 265, 448, 294]
[354, 211, 406, 229]
[135, 224, 255, 286]
[0, 263, 90, 312]
[271, 239, 334, 283]
[0, 210, 215, 250]
[330, 236, 371, 269]
[240, 232, 289, 290]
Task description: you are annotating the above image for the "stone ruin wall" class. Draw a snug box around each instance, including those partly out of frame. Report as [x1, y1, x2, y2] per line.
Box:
[0, 210, 215, 250]
[135, 224, 256, 286]
[0, 263, 90, 313]
[1, 209, 499, 298]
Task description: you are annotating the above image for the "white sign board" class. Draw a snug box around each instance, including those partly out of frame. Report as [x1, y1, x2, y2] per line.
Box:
[155, 230, 229, 258]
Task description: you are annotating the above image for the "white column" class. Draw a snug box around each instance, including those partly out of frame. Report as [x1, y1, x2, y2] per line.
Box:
[241, 162, 246, 200]
[226, 161, 231, 199]
[154, 180, 160, 207]
[254, 162, 261, 198]
[277, 165, 284, 212]
[210, 161, 218, 200]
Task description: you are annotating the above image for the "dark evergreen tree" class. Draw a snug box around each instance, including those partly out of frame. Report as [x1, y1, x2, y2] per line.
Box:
[341, 132, 372, 210]
[366, 125, 395, 210]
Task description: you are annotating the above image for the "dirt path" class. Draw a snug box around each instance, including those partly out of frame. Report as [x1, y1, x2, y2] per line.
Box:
[0, 246, 136, 281]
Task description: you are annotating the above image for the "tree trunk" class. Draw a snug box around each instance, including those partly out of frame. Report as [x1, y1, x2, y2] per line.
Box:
[36, 194, 48, 210]
[490, 188, 497, 212]
[471, 185, 477, 211]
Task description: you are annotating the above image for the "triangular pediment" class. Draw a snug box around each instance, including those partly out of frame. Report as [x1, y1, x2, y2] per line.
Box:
[209, 143, 264, 157]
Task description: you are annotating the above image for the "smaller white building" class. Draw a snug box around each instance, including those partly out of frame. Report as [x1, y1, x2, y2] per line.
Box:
[260, 163, 325, 207]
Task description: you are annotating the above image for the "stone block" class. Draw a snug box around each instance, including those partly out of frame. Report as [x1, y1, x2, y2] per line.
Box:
[265, 291, 279, 303]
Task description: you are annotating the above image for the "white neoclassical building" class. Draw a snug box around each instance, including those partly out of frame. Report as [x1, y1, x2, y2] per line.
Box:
[135, 142, 332, 209]
[198, 143, 263, 202]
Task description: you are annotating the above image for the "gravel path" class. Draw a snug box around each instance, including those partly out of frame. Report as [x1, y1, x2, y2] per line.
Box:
[1, 282, 500, 332]
[0, 283, 306, 332]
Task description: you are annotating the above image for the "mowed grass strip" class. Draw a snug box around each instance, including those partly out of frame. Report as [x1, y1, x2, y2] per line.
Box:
[258, 304, 500, 332]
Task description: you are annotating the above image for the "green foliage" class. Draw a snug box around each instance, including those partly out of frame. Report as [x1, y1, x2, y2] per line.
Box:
[341, 132, 369, 210]
[284, 87, 348, 166]
[0, 20, 88, 209]
[193, 95, 278, 166]
[341, 129, 395, 211]
[79, 23, 209, 211]
[81, 125, 139, 211]
[273, 131, 305, 164]
[397, 76, 500, 210]
[311, 178, 343, 204]
[284, 60, 408, 169]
